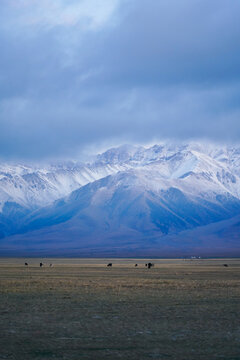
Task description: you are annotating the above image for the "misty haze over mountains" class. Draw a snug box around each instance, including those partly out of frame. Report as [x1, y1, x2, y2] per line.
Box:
[0, 142, 240, 256]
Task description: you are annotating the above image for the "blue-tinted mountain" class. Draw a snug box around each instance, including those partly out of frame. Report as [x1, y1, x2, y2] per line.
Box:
[0, 143, 240, 255]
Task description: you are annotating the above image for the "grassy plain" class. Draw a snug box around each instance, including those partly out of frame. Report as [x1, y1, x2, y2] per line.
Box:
[0, 258, 239, 360]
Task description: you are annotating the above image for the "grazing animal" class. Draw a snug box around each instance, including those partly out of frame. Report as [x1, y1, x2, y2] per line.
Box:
[135, 264, 138, 267]
[147, 262, 154, 269]
[49, 263, 53, 267]
[40, 262, 43, 267]
[145, 264, 148, 267]
[24, 262, 28, 266]
[223, 264, 229, 267]
[107, 263, 112, 267]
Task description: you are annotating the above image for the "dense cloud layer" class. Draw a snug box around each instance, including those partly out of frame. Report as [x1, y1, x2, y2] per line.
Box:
[0, 0, 240, 160]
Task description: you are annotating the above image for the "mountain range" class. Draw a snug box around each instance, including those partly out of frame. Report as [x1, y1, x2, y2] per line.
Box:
[0, 143, 240, 256]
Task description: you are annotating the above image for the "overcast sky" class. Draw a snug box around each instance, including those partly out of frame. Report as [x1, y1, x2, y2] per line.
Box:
[0, 0, 240, 160]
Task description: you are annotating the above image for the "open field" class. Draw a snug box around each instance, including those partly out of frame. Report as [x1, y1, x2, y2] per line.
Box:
[0, 258, 239, 360]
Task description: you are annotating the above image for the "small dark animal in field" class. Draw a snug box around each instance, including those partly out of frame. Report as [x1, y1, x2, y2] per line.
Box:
[24, 263, 28, 266]
[49, 263, 53, 267]
[40, 262, 43, 267]
[135, 264, 138, 267]
[223, 264, 229, 267]
[145, 264, 148, 267]
[107, 263, 112, 267]
[147, 262, 154, 269]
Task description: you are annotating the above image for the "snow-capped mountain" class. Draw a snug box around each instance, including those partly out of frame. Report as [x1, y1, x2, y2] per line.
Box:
[0, 142, 240, 255]
[1, 143, 240, 210]
[0, 160, 126, 210]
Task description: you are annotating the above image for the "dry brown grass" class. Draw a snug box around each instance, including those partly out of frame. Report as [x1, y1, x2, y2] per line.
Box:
[0, 258, 239, 360]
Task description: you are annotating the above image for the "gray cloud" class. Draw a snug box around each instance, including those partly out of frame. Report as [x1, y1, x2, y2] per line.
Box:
[0, 0, 240, 160]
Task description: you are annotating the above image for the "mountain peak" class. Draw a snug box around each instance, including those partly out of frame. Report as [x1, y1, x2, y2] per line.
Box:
[0, 141, 240, 255]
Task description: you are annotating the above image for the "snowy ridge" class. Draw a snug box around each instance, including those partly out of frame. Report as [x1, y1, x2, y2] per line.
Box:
[0, 142, 240, 253]
[0, 161, 129, 210]
[0, 142, 240, 211]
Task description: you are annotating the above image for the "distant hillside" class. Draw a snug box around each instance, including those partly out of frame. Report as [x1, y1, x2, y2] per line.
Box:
[0, 142, 240, 256]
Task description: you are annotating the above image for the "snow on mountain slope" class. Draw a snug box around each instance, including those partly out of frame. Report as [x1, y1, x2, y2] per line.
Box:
[1, 142, 240, 211]
[1, 166, 240, 255]
[0, 142, 240, 245]
[0, 161, 129, 210]
[12, 155, 240, 234]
